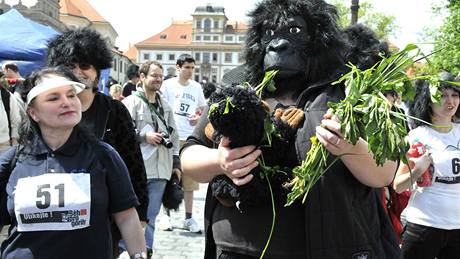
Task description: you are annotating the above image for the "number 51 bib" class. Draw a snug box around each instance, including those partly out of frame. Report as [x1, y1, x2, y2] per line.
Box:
[14, 173, 91, 232]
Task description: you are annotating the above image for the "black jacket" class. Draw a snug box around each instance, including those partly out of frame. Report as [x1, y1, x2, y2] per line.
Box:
[295, 82, 401, 259]
[81, 92, 148, 221]
[186, 81, 401, 259]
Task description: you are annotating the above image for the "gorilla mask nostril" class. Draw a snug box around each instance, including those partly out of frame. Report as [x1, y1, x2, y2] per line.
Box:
[267, 39, 290, 53]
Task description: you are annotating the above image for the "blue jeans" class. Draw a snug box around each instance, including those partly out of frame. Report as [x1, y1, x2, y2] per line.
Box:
[145, 179, 167, 249]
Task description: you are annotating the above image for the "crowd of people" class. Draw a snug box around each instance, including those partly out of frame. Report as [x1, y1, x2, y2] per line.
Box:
[0, 28, 208, 259]
[0, 1, 459, 258]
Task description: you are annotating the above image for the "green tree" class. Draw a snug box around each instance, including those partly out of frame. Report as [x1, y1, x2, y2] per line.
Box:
[330, 0, 398, 40]
[430, 1, 460, 75]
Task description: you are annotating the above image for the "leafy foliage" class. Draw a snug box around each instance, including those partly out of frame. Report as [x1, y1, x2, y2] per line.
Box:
[430, 1, 460, 75]
[331, 0, 399, 40]
[286, 45, 441, 206]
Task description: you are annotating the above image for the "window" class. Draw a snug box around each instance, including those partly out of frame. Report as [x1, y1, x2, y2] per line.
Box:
[169, 54, 175, 61]
[156, 54, 163, 60]
[203, 52, 210, 63]
[211, 68, 217, 73]
[195, 68, 200, 73]
[212, 75, 217, 83]
[195, 53, 201, 61]
[119, 60, 123, 73]
[224, 53, 232, 63]
[204, 18, 211, 32]
[196, 20, 202, 29]
[195, 35, 201, 41]
[225, 35, 233, 41]
[213, 36, 218, 41]
[212, 53, 218, 62]
[203, 35, 211, 41]
[195, 75, 200, 82]
[160, 34, 167, 39]
[143, 53, 150, 60]
[214, 20, 219, 29]
[238, 35, 246, 42]
[113, 58, 117, 71]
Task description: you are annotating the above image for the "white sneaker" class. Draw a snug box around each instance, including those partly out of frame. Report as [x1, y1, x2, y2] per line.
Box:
[117, 251, 130, 259]
[183, 218, 202, 233]
[157, 215, 172, 231]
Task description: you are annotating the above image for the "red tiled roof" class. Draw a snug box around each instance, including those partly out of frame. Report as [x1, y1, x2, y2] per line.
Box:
[60, 0, 107, 22]
[136, 20, 247, 47]
[226, 21, 248, 32]
[124, 46, 138, 61]
[137, 21, 193, 46]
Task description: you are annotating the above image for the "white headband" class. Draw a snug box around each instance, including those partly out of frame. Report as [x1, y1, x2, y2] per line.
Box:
[27, 76, 85, 105]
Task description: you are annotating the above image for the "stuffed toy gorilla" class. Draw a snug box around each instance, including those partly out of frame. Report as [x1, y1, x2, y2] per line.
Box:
[207, 0, 390, 210]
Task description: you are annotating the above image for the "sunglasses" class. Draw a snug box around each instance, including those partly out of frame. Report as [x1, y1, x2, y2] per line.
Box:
[67, 63, 93, 70]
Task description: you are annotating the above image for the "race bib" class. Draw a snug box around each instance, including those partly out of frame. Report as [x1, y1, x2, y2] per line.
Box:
[14, 173, 91, 232]
[432, 150, 460, 184]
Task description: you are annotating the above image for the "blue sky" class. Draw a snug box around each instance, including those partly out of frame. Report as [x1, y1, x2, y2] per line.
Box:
[14, 0, 444, 52]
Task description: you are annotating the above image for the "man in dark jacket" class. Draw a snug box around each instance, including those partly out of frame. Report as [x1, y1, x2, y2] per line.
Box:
[46, 28, 148, 258]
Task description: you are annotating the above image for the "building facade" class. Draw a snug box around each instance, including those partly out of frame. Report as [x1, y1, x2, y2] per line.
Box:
[59, 0, 133, 84]
[133, 4, 247, 84]
[0, 0, 66, 31]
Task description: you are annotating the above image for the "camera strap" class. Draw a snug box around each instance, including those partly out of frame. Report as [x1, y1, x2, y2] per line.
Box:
[134, 92, 169, 131]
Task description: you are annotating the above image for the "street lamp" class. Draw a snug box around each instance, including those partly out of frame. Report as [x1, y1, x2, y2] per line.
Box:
[351, 0, 359, 25]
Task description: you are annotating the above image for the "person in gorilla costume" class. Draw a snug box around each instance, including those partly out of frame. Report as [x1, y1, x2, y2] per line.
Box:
[181, 0, 402, 258]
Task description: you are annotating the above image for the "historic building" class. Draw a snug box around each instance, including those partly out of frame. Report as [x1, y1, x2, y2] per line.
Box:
[0, 0, 65, 31]
[131, 3, 247, 84]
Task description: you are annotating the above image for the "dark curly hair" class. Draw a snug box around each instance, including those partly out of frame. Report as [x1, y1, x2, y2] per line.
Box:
[409, 71, 460, 128]
[46, 27, 112, 74]
[245, 0, 346, 86]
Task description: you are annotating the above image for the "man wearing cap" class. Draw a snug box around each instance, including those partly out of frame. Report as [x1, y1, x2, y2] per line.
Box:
[46, 28, 148, 257]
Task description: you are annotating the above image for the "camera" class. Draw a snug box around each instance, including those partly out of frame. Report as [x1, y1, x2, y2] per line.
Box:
[160, 132, 173, 149]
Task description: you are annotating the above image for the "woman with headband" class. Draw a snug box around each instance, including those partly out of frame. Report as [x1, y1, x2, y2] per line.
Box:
[0, 67, 147, 259]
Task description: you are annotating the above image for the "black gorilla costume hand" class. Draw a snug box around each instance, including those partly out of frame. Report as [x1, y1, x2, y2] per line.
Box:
[209, 0, 389, 210]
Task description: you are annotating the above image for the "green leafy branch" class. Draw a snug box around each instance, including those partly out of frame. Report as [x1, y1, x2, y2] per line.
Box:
[286, 44, 444, 206]
[255, 70, 279, 96]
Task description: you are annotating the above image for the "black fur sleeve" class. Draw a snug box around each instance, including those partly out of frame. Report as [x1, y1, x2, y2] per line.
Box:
[106, 100, 148, 221]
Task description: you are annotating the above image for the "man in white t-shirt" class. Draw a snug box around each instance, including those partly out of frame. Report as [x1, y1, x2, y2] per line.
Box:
[161, 54, 206, 233]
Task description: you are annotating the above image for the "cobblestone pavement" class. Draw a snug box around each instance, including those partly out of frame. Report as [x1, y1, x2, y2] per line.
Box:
[0, 183, 207, 259]
[152, 184, 206, 259]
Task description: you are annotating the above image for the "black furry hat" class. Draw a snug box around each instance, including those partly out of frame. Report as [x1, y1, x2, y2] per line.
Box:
[46, 27, 112, 71]
[409, 71, 460, 128]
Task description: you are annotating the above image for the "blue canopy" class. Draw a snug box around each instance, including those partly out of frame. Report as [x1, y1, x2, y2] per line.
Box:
[0, 9, 59, 76]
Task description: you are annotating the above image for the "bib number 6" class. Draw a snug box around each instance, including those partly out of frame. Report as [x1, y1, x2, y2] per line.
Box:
[36, 183, 65, 209]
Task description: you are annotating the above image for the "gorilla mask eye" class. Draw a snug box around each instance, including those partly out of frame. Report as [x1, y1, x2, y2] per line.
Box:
[265, 29, 275, 36]
[289, 27, 301, 34]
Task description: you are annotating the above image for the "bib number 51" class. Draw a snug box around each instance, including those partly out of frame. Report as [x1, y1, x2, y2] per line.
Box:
[36, 183, 65, 209]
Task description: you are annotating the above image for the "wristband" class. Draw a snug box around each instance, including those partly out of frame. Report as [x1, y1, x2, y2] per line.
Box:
[130, 252, 147, 259]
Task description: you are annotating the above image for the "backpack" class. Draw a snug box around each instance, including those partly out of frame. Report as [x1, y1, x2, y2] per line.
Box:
[382, 186, 411, 244]
[1, 87, 11, 140]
